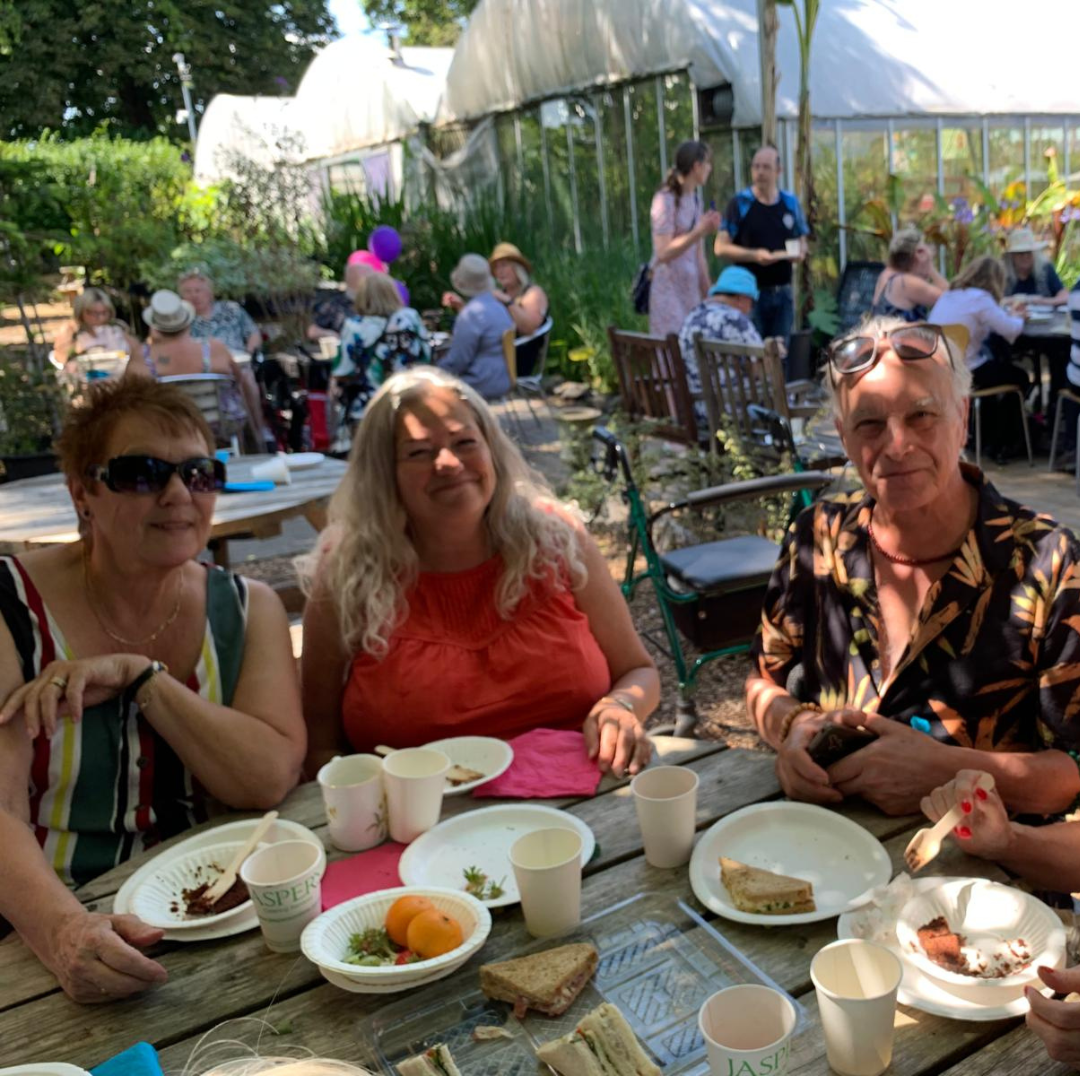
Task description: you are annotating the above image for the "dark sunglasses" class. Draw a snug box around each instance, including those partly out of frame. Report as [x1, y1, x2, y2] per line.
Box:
[828, 323, 956, 376]
[88, 455, 225, 495]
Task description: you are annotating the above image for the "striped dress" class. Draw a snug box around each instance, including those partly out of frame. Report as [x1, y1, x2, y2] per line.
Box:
[0, 557, 248, 888]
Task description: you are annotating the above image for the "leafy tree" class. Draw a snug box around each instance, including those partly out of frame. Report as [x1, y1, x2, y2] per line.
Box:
[360, 0, 480, 46]
[0, 0, 336, 141]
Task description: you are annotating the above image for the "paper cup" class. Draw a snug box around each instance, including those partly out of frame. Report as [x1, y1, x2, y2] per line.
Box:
[250, 455, 291, 485]
[317, 754, 387, 852]
[811, 938, 903, 1075]
[318, 336, 340, 360]
[240, 840, 325, 953]
[785, 238, 801, 257]
[382, 748, 450, 843]
[698, 984, 797, 1077]
[509, 827, 583, 938]
[631, 765, 699, 869]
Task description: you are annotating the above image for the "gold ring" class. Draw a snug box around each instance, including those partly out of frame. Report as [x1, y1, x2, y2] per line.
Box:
[49, 676, 68, 691]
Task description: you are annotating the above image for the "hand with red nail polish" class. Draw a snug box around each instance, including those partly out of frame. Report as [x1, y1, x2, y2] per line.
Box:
[1026, 964, 1080, 1066]
[920, 769, 1012, 861]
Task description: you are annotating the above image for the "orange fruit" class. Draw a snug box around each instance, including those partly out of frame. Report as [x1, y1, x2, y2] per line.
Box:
[406, 908, 464, 959]
[385, 895, 435, 947]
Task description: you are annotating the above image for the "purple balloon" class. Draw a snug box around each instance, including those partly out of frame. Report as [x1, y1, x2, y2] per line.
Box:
[368, 224, 403, 265]
[395, 279, 410, 306]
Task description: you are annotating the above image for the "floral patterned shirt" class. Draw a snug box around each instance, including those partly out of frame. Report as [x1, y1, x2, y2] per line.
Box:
[752, 466, 1080, 755]
[190, 300, 259, 353]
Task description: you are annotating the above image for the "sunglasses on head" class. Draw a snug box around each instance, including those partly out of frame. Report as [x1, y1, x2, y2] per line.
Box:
[88, 455, 225, 495]
[828, 323, 955, 376]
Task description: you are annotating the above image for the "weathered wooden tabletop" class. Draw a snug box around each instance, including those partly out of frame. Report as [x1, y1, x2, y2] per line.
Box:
[0, 739, 1067, 1075]
[0, 454, 347, 553]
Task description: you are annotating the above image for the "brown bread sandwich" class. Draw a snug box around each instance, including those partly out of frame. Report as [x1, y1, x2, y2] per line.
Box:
[720, 857, 816, 915]
[479, 942, 598, 1019]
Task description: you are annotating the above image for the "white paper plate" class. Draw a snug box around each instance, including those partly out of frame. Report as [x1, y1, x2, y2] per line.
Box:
[424, 736, 513, 796]
[285, 452, 325, 469]
[398, 805, 596, 909]
[302, 886, 490, 989]
[838, 877, 1064, 1021]
[896, 879, 1064, 988]
[689, 802, 892, 925]
[114, 818, 323, 942]
[0, 1066, 90, 1076]
[130, 841, 261, 930]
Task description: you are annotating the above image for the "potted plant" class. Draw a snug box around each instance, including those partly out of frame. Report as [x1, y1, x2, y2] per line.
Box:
[0, 357, 69, 482]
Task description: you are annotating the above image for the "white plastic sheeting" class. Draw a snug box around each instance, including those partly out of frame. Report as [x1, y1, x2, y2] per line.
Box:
[294, 38, 453, 158]
[440, 0, 1080, 126]
[194, 95, 304, 184]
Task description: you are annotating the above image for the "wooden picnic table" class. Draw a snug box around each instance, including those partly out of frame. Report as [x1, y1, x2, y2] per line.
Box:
[0, 454, 347, 566]
[0, 739, 1069, 1075]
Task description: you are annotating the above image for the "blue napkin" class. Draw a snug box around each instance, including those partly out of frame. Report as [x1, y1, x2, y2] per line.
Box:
[91, 1042, 163, 1076]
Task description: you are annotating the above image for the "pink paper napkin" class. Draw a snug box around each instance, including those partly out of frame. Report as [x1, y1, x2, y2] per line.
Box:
[472, 728, 602, 799]
[320, 841, 406, 911]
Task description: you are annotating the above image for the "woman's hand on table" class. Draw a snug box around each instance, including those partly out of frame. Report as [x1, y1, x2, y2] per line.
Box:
[775, 709, 847, 805]
[1026, 966, 1080, 1067]
[584, 698, 652, 777]
[49, 910, 168, 1004]
[920, 768, 1013, 859]
[0, 654, 149, 738]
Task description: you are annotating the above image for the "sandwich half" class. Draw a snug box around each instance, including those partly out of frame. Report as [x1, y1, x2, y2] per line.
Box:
[536, 1003, 660, 1076]
[479, 942, 598, 1019]
[396, 1044, 461, 1076]
[720, 857, 815, 915]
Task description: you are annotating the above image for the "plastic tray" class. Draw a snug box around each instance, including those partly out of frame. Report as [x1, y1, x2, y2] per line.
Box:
[356, 891, 803, 1076]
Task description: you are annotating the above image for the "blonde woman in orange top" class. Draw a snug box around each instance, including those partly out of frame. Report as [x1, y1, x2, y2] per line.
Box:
[298, 367, 658, 778]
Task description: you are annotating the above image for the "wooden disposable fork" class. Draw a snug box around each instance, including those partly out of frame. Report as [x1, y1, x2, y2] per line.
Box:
[904, 774, 995, 874]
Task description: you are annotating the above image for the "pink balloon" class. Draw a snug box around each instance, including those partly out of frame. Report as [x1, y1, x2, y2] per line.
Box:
[346, 250, 387, 273]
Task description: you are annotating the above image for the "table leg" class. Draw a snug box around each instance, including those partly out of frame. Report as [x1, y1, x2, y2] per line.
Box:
[207, 537, 231, 569]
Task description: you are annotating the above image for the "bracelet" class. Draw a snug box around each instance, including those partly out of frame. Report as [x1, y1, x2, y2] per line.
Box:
[599, 694, 637, 717]
[777, 701, 820, 744]
[126, 660, 169, 714]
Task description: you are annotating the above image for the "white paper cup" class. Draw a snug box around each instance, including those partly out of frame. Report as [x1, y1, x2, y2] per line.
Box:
[239, 840, 325, 953]
[250, 455, 291, 485]
[785, 238, 802, 257]
[811, 938, 903, 1076]
[382, 748, 450, 843]
[317, 753, 387, 852]
[318, 336, 340, 360]
[631, 765, 699, 868]
[509, 827, 583, 938]
[698, 984, 797, 1077]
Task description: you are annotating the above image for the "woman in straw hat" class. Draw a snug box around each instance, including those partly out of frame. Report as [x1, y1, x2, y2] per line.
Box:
[437, 254, 514, 399]
[1003, 226, 1068, 305]
[489, 241, 549, 377]
[125, 290, 264, 443]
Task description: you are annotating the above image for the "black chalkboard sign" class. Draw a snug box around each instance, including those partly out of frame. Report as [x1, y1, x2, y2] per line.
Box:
[836, 260, 886, 333]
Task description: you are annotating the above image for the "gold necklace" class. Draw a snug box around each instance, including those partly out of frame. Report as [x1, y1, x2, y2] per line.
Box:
[83, 550, 184, 647]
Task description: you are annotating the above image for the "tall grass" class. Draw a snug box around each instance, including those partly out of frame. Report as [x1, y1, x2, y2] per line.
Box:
[319, 187, 645, 389]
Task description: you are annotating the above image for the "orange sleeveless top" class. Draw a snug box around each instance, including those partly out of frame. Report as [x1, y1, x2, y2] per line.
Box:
[342, 556, 611, 751]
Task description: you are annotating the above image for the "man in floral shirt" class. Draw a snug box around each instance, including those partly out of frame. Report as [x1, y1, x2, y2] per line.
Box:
[676, 266, 763, 432]
[746, 315, 1080, 817]
[178, 270, 261, 355]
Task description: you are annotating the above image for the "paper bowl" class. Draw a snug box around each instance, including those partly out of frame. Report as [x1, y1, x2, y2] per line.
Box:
[130, 841, 265, 929]
[896, 878, 1065, 988]
[301, 886, 491, 990]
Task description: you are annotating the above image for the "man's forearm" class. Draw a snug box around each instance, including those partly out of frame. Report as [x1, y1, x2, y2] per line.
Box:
[713, 240, 759, 263]
[947, 746, 1079, 816]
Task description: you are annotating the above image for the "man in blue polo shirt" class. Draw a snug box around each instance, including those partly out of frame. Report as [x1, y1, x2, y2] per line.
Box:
[714, 145, 808, 356]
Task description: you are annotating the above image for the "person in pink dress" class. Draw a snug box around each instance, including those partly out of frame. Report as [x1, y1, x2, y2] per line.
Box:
[647, 141, 721, 338]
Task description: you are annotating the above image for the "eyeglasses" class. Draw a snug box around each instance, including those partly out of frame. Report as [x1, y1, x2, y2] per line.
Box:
[828, 323, 955, 376]
[88, 455, 225, 495]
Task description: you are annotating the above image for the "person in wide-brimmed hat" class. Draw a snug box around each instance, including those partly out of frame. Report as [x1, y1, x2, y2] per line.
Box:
[487, 242, 550, 377]
[125, 290, 265, 445]
[1003, 226, 1068, 305]
[437, 254, 514, 400]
